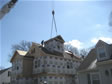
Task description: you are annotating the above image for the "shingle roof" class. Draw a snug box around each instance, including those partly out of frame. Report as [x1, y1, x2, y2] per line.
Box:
[0, 68, 10, 75]
[77, 49, 97, 72]
[30, 42, 81, 60]
[10, 50, 27, 62]
[44, 35, 65, 43]
[40, 46, 64, 56]
[77, 40, 112, 72]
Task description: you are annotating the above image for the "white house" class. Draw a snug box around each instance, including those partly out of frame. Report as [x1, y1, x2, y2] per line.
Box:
[77, 40, 112, 84]
[0, 67, 11, 84]
[10, 35, 82, 84]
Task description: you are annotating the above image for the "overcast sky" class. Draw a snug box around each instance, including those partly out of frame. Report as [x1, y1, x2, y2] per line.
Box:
[0, 0, 112, 68]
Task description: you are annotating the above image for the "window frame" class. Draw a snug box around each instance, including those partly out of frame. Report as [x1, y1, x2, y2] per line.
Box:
[90, 72, 101, 84]
[97, 47, 107, 61]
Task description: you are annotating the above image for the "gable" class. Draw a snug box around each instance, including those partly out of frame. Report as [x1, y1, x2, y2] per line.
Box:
[10, 50, 25, 62]
[95, 40, 108, 48]
[26, 42, 46, 57]
[44, 35, 65, 43]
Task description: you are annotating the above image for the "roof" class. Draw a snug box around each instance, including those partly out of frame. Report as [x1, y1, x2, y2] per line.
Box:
[77, 49, 97, 72]
[65, 51, 81, 60]
[0, 68, 10, 75]
[77, 40, 112, 72]
[39, 46, 64, 56]
[44, 35, 65, 43]
[16, 50, 27, 56]
[10, 50, 27, 62]
[30, 43, 81, 60]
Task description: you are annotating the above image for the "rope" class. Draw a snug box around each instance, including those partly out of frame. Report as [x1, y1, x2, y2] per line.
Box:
[53, 15, 57, 35]
[50, 12, 53, 38]
[50, 10, 58, 38]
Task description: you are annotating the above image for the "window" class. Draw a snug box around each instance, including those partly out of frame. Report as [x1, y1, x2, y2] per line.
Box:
[52, 65, 55, 67]
[91, 74, 100, 84]
[87, 74, 91, 84]
[105, 70, 109, 76]
[55, 57, 57, 59]
[50, 56, 52, 59]
[47, 64, 50, 67]
[111, 69, 112, 76]
[42, 65, 45, 67]
[67, 65, 70, 69]
[58, 66, 60, 68]
[17, 66, 19, 70]
[49, 76, 52, 79]
[35, 61, 37, 68]
[38, 60, 40, 67]
[57, 45, 60, 49]
[98, 47, 106, 58]
[60, 58, 63, 60]
[44, 56, 47, 59]
[8, 71, 11, 77]
[55, 77, 57, 79]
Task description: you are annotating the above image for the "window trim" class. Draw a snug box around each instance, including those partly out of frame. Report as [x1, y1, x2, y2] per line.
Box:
[97, 47, 107, 61]
[90, 72, 101, 84]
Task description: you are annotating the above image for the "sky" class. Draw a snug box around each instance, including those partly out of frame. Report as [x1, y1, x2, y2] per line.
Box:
[0, 0, 112, 68]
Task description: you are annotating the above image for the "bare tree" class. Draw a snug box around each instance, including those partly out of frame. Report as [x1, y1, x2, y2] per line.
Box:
[79, 46, 95, 59]
[64, 44, 80, 56]
[79, 49, 88, 58]
[9, 40, 32, 59]
[11, 40, 32, 52]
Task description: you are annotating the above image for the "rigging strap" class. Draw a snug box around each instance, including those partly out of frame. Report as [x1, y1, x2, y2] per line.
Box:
[50, 10, 58, 38]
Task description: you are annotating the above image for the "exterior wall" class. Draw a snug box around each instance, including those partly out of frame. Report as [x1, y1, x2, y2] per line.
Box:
[33, 76, 75, 84]
[98, 64, 112, 84]
[11, 54, 23, 84]
[0, 68, 11, 84]
[23, 57, 33, 77]
[11, 59, 23, 83]
[33, 55, 80, 75]
[11, 78, 33, 84]
[78, 72, 88, 84]
[96, 42, 112, 61]
[45, 40, 64, 53]
[11, 40, 81, 84]
[78, 63, 112, 84]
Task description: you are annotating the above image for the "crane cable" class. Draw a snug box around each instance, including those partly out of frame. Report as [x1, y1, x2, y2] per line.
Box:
[50, 0, 58, 38]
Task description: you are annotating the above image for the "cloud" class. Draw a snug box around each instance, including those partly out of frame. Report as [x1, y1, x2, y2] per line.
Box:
[91, 37, 112, 44]
[95, 24, 102, 28]
[64, 40, 83, 49]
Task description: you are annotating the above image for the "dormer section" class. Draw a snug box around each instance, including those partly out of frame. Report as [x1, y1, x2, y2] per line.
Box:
[95, 40, 112, 61]
[44, 35, 65, 54]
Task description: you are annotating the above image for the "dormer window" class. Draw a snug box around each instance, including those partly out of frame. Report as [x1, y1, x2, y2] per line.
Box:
[98, 47, 106, 58]
[97, 47, 107, 61]
[57, 45, 60, 49]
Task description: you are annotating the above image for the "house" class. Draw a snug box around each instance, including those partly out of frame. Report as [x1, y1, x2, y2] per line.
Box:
[0, 67, 11, 84]
[77, 40, 112, 84]
[10, 35, 82, 84]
